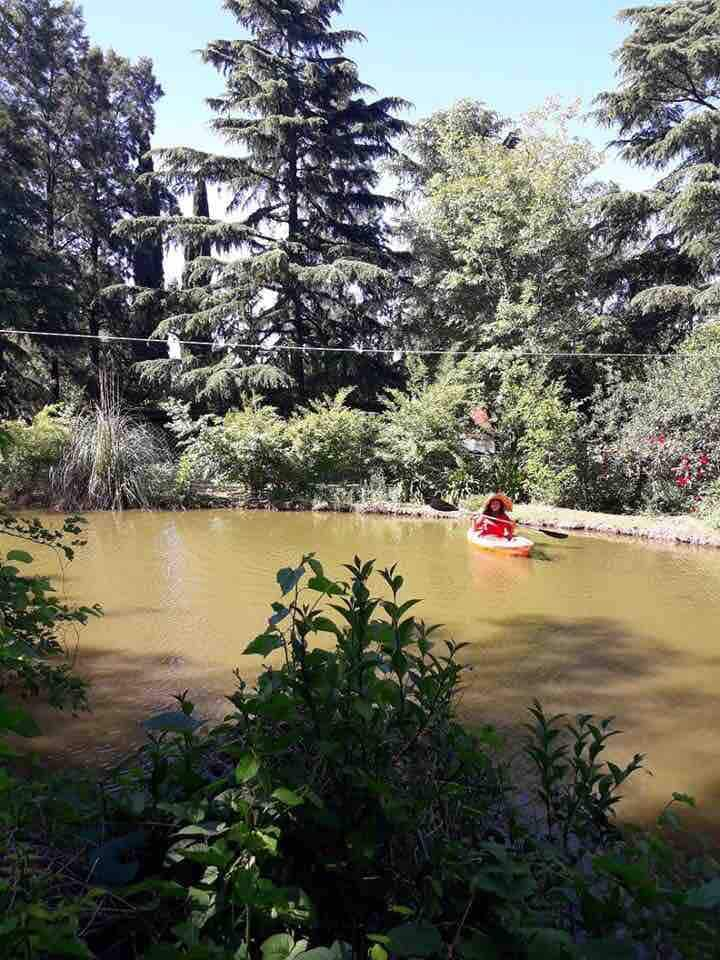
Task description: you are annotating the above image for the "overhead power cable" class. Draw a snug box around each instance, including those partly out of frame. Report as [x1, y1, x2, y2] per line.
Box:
[0, 327, 689, 359]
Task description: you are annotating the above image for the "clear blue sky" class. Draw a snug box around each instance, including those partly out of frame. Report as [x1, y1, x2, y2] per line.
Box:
[79, 0, 654, 189]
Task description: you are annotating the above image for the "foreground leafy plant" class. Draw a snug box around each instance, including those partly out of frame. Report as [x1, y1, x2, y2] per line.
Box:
[122, 556, 720, 959]
[0, 508, 100, 715]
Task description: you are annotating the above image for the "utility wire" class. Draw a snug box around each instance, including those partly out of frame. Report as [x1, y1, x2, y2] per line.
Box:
[0, 327, 686, 359]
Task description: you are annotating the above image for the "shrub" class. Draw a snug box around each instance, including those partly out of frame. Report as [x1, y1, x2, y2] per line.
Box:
[0, 508, 100, 714]
[50, 373, 173, 511]
[173, 395, 297, 497]
[3, 552, 720, 958]
[698, 478, 720, 528]
[0, 404, 71, 497]
[378, 354, 485, 500]
[288, 388, 378, 489]
[606, 324, 720, 514]
[95, 556, 720, 959]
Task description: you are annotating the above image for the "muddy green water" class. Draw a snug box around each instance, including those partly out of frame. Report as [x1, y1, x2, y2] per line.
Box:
[10, 510, 720, 833]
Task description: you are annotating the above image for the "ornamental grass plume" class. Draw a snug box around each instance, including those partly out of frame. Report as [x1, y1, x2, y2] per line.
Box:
[50, 367, 170, 510]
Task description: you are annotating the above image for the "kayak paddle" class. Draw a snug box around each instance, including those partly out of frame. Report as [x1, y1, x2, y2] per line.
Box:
[425, 494, 569, 541]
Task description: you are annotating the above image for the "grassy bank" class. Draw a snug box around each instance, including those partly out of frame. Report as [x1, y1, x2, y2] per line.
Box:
[8, 482, 720, 548]
[511, 503, 720, 549]
[209, 489, 720, 549]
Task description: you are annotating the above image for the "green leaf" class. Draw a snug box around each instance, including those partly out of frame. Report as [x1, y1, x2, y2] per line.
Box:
[295, 948, 349, 960]
[671, 791, 696, 807]
[307, 575, 345, 596]
[0, 698, 40, 737]
[272, 787, 304, 807]
[235, 753, 259, 783]
[90, 831, 145, 886]
[244, 632, 284, 657]
[370, 947, 388, 960]
[269, 606, 291, 626]
[685, 876, 720, 909]
[523, 928, 574, 960]
[32, 935, 93, 959]
[261, 934, 309, 960]
[386, 922, 443, 958]
[6, 549, 32, 564]
[277, 565, 305, 596]
[142, 711, 201, 734]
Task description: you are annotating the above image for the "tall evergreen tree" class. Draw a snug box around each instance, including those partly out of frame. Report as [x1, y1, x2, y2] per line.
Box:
[0, 0, 89, 399]
[0, 96, 72, 414]
[119, 0, 410, 404]
[594, 0, 719, 324]
[0, 0, 169, 398]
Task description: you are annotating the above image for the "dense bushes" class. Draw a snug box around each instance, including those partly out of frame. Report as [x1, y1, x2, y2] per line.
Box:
[3, 544, 720, 958]
[5, 332, 720, 520]
[0, 508, 100, 713]
[0, 404, 71, 497]
[0, 390, 175, 511]
[170, 356, 584, 508]
[579, 325, 720, 518]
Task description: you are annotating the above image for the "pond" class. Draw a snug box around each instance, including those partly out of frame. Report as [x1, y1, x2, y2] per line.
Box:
[9, 509, 720, 834]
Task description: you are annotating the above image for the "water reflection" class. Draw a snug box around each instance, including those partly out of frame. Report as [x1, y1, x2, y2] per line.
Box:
[466, 544, 533, 595]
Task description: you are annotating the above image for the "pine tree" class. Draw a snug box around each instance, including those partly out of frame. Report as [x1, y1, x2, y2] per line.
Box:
[0, 0, 169, 399]
[0, 0, 89, 400]
[594, 0, 720, 323]
[119, 0, 410, 405]
[0, 96, 72, 414]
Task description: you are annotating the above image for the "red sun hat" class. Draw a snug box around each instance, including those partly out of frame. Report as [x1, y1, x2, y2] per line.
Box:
[481, 492, 513, 513]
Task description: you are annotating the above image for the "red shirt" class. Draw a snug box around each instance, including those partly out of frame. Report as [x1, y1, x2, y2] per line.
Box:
[473, 512, 515, 539]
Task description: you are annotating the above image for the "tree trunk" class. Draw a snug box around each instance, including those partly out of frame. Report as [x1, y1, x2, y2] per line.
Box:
[287, 120, 306, 396]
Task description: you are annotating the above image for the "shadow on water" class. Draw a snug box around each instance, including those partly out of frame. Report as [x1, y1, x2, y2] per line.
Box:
[11, 612, 720, 841]
[11, 642, 254, 772]
[460, 612, 720, 836]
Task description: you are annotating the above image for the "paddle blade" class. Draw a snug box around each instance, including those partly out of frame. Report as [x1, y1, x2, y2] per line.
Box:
[538, 528, 568, 540]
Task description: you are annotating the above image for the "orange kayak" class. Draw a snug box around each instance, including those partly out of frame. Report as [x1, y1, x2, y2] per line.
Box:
[467, 528, 533, 557]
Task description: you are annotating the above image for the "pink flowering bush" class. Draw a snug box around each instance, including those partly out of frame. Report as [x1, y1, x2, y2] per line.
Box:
[597, 325, 720, 514]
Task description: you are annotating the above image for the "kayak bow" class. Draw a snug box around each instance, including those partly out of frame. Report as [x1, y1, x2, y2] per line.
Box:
[467, 528, 534, 557]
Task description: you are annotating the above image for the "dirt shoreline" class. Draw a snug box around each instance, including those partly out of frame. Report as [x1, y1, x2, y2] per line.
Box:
[7, 489, 720, 548]
[200, 492, 720, 548]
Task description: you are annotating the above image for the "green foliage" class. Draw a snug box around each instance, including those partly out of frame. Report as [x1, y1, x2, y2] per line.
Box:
[0, 0, 170, 404]
[288, 389, 378, 488]
[395, 100, 599, 356]
[85, 555, 718, 959]
[605, 324, 720, 513]
[2, 551, 720, 957]
[698, 478, 720, 529]
[492, 366, 580, 505]
[378, 353, 485, 499]
[594, 0, 720, 303]
[0, 405, 71, 497]
[118, 0, 409, 402]
[173, 396, 296, 498]
[51, 374, 173, 510]
[0, 509, 100, 718]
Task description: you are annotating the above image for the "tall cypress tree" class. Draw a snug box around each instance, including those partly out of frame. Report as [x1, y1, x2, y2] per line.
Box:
[594, 1, 719, 326]
[120, 0, 410, 404]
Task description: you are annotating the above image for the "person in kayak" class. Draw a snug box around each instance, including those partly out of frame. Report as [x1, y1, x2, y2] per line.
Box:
[472, 493, 515, 540]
